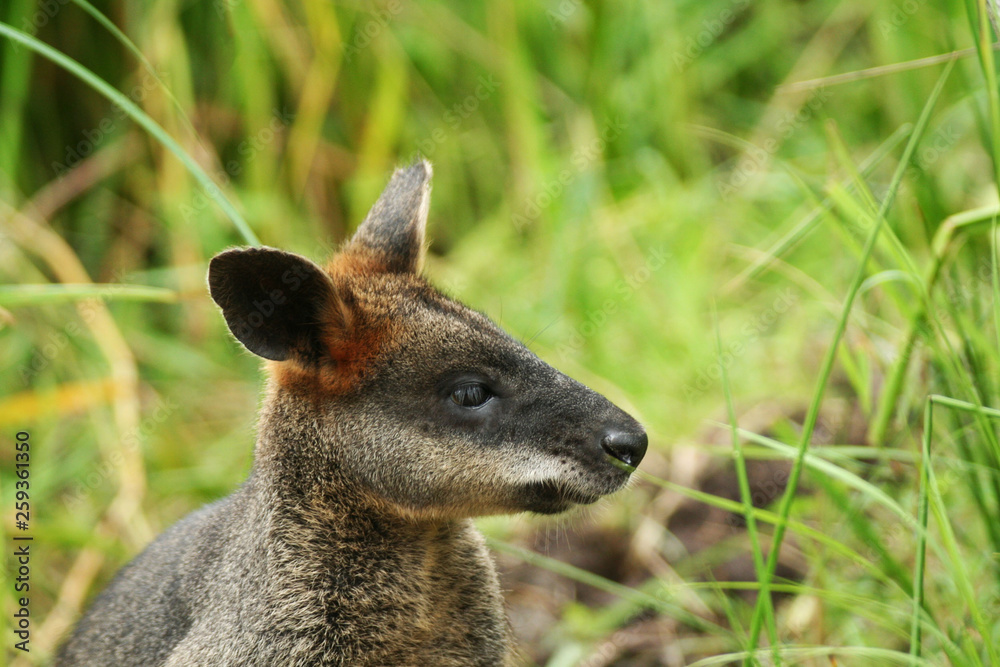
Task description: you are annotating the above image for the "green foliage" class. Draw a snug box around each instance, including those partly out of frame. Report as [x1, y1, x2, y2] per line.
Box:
[2, 0, 1000, 664]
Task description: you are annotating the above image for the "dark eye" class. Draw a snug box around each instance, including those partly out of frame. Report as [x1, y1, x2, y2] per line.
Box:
[451, 382, 493, 408]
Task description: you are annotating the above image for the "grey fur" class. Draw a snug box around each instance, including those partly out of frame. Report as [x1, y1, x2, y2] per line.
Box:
[56, 160, 646, 666]
[347, 161, 431, 274]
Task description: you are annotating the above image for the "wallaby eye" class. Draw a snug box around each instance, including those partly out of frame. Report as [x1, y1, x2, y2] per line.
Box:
[451, 382, 493, 408]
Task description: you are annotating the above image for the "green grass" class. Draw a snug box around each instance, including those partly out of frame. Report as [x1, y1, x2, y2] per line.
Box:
[2, 0, 1000, 664]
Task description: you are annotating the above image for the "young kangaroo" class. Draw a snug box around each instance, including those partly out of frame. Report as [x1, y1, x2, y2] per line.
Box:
[56, 160, 647, 666]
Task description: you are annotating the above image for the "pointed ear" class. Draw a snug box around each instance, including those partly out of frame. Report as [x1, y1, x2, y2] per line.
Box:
[346, 160, 432, 274]
[208, 247, 343, 364]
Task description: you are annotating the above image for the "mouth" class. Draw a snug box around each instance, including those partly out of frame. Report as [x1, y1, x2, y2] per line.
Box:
[520, 478, 615, 515]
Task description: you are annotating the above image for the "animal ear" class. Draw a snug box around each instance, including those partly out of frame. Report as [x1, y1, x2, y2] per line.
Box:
[208, 247, 343, 364]
[346, 160, 432, 274]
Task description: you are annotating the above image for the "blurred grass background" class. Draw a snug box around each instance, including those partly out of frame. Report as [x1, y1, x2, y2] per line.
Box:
[2, 0, 1000, 664]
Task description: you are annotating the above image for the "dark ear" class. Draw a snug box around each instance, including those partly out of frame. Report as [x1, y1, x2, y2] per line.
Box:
[208, 247, 339, 364]
[346, 160, 431, 274]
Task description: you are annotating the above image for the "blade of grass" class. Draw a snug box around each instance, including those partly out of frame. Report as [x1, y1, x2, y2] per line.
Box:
[745, 56, 957, 654]
[68, 0, 201, 142]
[908, 398, 932, 660]
[0, 0, 35, 191]
[633, 469, 909, 592]
[869, 204, 1000, 445]
[688, 645, 935, 667]
[721, 123, 911, 294]
[919, 261, 1000, 544]
[934, 268, 1000, 554]
[925, 393, 1000, 421]
[813, 472, 916, 598]
[685, 580, 963, 659]
[0, 378, 123, 424]
[924, 397, 998, 665]
[900, 261, 1000, 571]
[714, 303, 777, 665]
[714, 422, 943, 591]
[972, 0, 1000, 193]
[993, 220, 1000, 365]
[0, 284, 177, 306]
[824, 120, 923, 284]
[0, 22, 259, 246]
[776, 44, 996, 93]
[486, 538, 726, 637]
[719, 425, 924, 530]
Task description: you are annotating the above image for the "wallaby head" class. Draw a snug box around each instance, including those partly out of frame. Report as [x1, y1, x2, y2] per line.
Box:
[208, 160, 647, 520]
[56, 160, 647, 667]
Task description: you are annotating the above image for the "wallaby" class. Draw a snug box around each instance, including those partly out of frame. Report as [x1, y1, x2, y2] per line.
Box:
[56, 160, 647, 666]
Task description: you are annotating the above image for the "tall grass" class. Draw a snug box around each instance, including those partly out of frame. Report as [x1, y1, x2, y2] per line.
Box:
[1, 0, 999, 665]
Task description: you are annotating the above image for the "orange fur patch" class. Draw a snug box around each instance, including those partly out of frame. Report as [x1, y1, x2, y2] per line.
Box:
[270, 248, 395, 396]
[269, 326, 389, 396]
[325, 248, 387, 278]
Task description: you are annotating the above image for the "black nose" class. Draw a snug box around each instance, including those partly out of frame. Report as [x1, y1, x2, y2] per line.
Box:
[600, 429, 648, 468]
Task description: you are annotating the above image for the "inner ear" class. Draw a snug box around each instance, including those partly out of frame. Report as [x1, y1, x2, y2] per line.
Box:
[208, 247, 342, 364]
